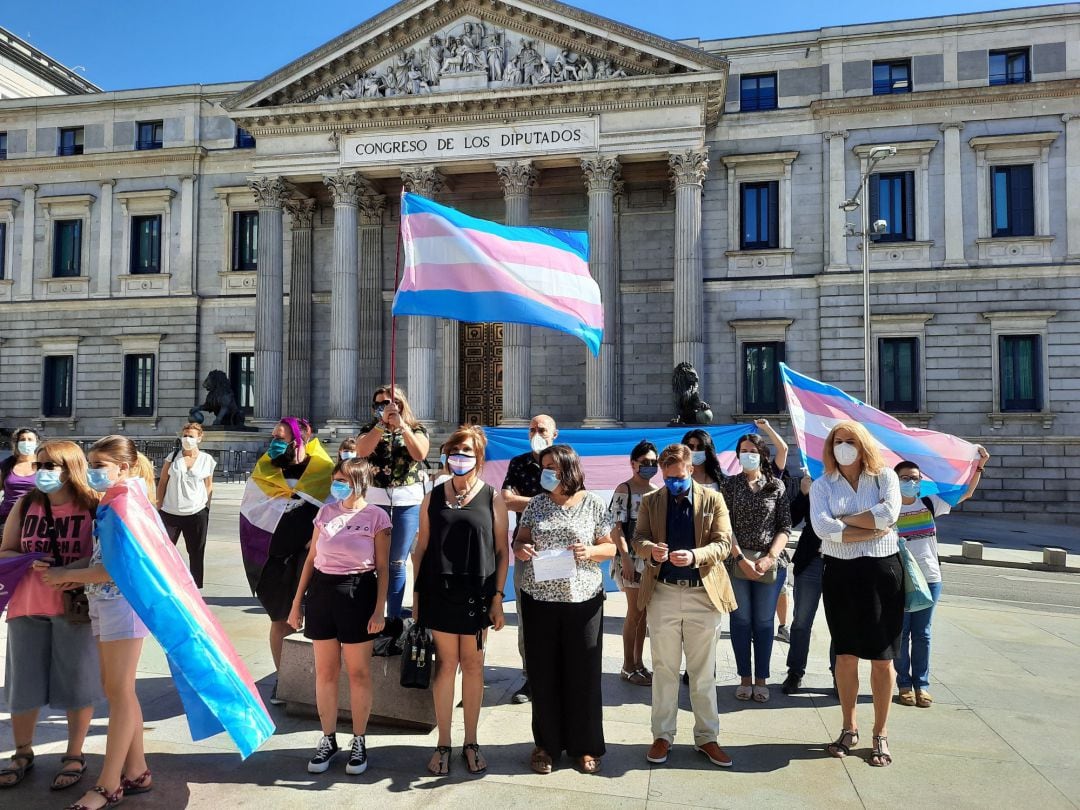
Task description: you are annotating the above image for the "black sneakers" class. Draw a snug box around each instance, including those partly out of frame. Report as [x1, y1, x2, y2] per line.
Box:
[308, 734, 339, 773]
[781, 673, 802, 695]
[346, 735, 368, 775]
[511, 680, 532, 704]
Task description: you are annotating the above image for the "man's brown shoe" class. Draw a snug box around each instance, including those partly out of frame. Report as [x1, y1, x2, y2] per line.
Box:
[646, 738, 670, 764]
[695, 742, 733, 768]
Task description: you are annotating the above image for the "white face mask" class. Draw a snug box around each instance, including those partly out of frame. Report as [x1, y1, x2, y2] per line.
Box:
[181, 436, 199, 451]
[691, 450, 707, 466]
[834, 442, 860, 467]
[530, 433, 551, 454]
[17, 440, 38, 457]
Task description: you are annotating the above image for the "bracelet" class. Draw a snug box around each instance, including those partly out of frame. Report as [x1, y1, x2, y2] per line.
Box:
[493, 589, 505, 597]
[976, 466, 985, 472]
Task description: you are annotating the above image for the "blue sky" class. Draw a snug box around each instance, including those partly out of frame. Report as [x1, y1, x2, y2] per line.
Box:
[2, 0, 1057, 90]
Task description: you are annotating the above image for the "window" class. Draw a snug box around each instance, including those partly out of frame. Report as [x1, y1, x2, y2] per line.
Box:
[991, 164, 1034, 237]
[42, 356, 74, 417]
[0, 222, 5, 280]
[879, 337, 919, 412]
[53, 220, 82, 277]
[869, 171, 915, 242]
[999, 334, 1042, 411]
[235, 127, 256, 149]
[232, 211, 258, 271]
[739, 73, 777, 111]
[229, 353, 255, 416]
[742, 341, 785, 413]
[740, 181, 779, 250]
[0, 131, 7, 160]
[136, 121, 163, 150]
[130, 215, 161, 274]
[58, 127, 84, 156]
[873, 60, 911, 94]
[989, 48, 1030, 86]
[123, 354, 156, 416]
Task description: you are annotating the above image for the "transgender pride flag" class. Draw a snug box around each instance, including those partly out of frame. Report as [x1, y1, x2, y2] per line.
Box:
[392, 193, 602, 354]
[780, 363, 982, 505]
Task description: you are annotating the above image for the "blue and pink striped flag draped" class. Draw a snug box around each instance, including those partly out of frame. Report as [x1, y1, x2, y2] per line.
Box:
[391, 193, 602, 354]
[0, 554, 46, 615]
[780, 363, 982, 505]
[96, 480, 274, 758]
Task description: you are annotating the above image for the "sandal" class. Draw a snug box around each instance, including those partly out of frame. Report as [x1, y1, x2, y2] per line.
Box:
[915, 690, 933, 708]
[427, 746, 451, 776]
[735, 684, 753, 701]
[620, 668, 650, 686]
[752, 685, 770, 703]
[870, 735, 892, 767]
[120, 768, 152, 795]
[461, 743, 486, 775]
[65, 784, 124, 809]
[0, 745, 34, 788]
[826, 728, 859, 758]
[576, 755, 602, 774]
[897, 688, 916, 707]
[530, 747, 553, 775]
[51, 756, 87, 791]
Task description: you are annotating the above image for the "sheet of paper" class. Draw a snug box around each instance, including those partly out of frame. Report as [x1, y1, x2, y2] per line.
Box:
[531, 548, 576, 582]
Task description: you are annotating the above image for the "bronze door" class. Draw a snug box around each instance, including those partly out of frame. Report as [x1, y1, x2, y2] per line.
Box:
[460, 322, 503, 426]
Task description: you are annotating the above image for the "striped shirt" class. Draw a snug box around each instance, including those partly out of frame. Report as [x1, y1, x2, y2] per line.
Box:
[810, 469, 901, 559]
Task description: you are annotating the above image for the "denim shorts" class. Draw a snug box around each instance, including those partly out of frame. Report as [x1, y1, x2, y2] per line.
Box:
[4, 614, 103, 713]
[89, 595, 150, 643]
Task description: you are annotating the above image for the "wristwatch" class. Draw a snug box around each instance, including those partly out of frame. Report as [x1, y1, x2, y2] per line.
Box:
[733, 552, 745, 563]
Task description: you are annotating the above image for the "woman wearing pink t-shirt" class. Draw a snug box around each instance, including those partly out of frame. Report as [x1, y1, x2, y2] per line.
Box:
[288, 458, 391, 777]
[0, 440, 100, 794]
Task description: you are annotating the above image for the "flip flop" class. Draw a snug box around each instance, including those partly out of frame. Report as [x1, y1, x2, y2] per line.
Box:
[51, 756, 86, 791]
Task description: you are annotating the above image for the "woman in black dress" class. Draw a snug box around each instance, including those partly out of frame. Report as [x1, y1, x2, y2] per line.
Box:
[412, 425, 509, 777]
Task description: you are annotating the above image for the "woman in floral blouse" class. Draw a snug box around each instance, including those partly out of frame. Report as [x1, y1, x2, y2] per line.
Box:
[354, 385, 430, 619]
[512, 445, 615, 776]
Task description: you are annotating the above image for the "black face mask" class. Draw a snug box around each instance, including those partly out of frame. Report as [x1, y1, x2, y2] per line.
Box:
[269, 446, 297, 469]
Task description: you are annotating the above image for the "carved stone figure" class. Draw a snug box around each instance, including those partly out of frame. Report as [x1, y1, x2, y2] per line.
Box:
[425, 35, 444, 83]
[517, 38, 542, 83]
[193, 370, 246, 427]
[579, 55, 595, 81]
[406, 64, 430, 94]
[362, 70, 383, 97]
[441, 36, 463, 74]
[554, 50, 580, 82]
[460, 40, 483, 72]
[504, 53, 523, 86]
[486, 34, 505, 81]
[531, 56, 552, 85]
[669, 363, 714, 426]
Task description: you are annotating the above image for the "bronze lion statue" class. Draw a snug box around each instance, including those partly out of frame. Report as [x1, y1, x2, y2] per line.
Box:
[669, 362, 713, 426]
[192, 370, 245, 427]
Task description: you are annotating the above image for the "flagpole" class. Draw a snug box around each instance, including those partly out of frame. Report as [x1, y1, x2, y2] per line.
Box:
[389, 189, 404, 392]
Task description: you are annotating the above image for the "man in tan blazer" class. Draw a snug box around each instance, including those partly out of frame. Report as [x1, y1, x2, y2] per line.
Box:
[633, 443, 735, 768]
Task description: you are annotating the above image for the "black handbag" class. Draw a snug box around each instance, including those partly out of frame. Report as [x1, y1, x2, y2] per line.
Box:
[41, 497, 91, 625]
[399, 621, 435, 689]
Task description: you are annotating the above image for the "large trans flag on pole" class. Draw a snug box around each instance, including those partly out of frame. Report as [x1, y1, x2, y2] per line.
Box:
[780, 363, 982, 505]
[392, 193, 602, 354]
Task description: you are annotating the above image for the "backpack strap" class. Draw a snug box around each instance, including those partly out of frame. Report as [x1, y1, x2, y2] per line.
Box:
[920, 496, 935, 514]
[39, 496, 64, 567]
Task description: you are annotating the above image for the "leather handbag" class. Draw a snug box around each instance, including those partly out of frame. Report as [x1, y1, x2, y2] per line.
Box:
[42, 498, 91, 625]
[731, 549, 779, 585]
[399, 621, 436, 689]
[898, 537, 934, 613]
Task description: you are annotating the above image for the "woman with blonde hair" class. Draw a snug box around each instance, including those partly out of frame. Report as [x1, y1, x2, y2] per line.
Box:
[0, 441, 101, 793]
[810, 420, 902, 768]
[355, 385, 430, 620]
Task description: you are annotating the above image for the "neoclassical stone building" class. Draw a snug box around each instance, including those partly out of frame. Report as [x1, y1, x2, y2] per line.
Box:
[1, 0, 1078, 521]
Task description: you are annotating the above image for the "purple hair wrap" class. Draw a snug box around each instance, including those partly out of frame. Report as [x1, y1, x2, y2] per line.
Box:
[280, 416, 305, 446]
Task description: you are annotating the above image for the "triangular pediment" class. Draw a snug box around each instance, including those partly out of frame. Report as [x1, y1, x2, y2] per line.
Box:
[225, 0, 727, 111]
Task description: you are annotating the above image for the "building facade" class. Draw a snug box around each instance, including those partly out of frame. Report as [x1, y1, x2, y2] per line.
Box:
[0, 0, 1078, 521]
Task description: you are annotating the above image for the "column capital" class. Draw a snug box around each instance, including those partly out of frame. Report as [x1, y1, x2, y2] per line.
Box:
[401, 166, 445, 197]
[668, 148, 709, 189]
[22, 184, 38, 193]
[323, 171, 366, 206]
[495, 161, 539, 197]
[1062, 113, 1080, 124]
[581, 156, 621, 193]
[284, 197, 318, 229]
[248, 176, 290, 209]
[358, 193, 387, 226]
[99, 179, 116, 189]
[824, 130, 849, 141]
[940, 121, 966, 132]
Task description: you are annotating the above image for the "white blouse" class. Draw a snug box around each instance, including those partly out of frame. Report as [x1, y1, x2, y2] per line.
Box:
[809, 468, 901, 559]
[161, 451, 216, 515]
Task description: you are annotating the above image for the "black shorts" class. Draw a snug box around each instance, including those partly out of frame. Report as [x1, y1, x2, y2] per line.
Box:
[303, 570, 379, 644]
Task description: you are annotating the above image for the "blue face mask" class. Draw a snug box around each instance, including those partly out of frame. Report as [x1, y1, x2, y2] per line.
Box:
[87, 468, 113, 492]
[638, 465, 658, 480]
[739, 452, 761, 472]
[330, 481, 354, 502]
[540, 469, 560, 492]
[339, 451, 356, 461]
[35, 469, 64, 494]
[900, 479, 922, 499]
[267, 439, 289, 459]
[664, 476, 691, 497]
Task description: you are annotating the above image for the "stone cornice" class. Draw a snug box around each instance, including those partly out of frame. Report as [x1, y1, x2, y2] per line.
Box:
[968, 132, 1060, 151]
[811, 78, 1080, 118]
[0, 146, 207, 175]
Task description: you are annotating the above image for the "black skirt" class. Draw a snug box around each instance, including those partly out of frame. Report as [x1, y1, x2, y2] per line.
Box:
[418, 580, 492, 636]
[822, 553, 904, 660]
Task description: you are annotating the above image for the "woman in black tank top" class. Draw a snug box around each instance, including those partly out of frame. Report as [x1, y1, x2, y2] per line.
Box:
[411, 426, 509, 777]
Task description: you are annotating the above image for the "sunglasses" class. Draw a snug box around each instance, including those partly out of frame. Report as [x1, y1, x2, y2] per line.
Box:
[374, 399, 403, 408]
[32, 461, 65, 471]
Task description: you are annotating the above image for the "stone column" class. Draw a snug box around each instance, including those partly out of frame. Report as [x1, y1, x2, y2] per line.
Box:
[669, 149, 709, 376]
[177, 175, 196, 294]
[283, 197, 316, 420]
[248, 176, 289, 425]
[581, 156, 621, 427]
[941, 122, 967, 266]
[401, 166, 444, 423]
[94, 180, 114, 298]
[496, 160, 539, 426]
[358, 190, 387, 402]
[825, 130, 850, 271]
[17, 184, 36, 300]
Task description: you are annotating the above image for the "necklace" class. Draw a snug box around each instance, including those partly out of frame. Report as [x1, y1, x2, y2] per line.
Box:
[449, 478, 477, 509]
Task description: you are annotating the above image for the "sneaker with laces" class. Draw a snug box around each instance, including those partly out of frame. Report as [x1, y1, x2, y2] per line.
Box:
[346, 735, 368, 775]
[307, 734, 339, 773]
[776, 624, 790, 643]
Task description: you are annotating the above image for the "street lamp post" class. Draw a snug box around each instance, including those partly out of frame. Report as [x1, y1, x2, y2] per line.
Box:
[841, 145, 897, 405]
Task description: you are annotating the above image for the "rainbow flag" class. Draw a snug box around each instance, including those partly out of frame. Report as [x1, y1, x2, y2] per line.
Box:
[780, 363, 981, 505]
[0, 554, 47, 615]
[392, 193, 601, 355]
[96, 480, 273, 758]
[238, 438, 334, 594]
